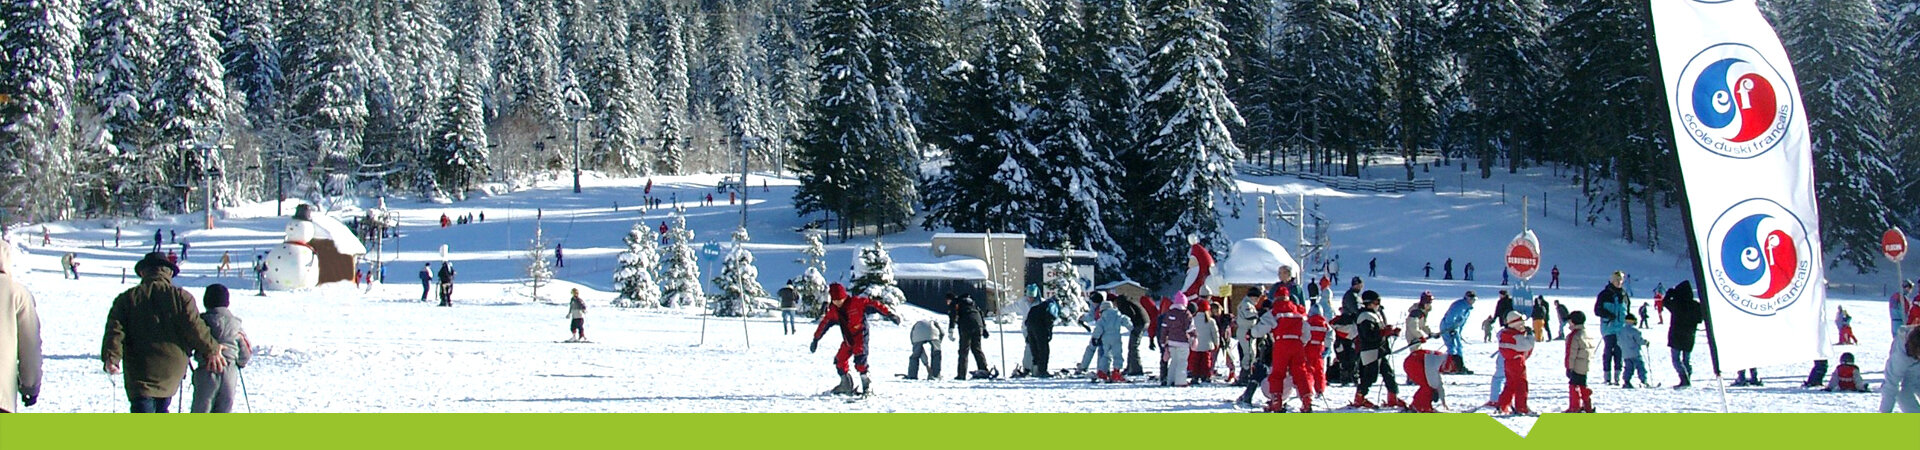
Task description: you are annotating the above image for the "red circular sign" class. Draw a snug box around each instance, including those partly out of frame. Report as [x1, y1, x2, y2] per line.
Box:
[1506, 232, 1541, 280]
[1884, 228, 1907, 263]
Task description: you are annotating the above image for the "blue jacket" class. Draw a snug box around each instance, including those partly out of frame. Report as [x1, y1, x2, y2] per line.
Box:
[1617, 326, 1647, 360]
[1441, 297, 1474, 334]
[1092, 302, 1128, 344]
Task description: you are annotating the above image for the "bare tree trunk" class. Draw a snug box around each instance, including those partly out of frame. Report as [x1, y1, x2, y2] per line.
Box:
[1617, 158, 1634, 243]
[1644, 184, 1659, 252]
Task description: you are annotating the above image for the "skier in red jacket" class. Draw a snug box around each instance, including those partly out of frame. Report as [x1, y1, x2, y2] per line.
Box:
[1305, 312, 1331, 398]
[1254, 286, 1313, 412]
[1493, 311, 1537, 414]
[812, 283, 901, 395]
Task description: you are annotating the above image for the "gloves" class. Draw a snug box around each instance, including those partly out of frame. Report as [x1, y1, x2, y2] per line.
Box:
[21, 393, 36, 407]
[982, 330, 989, 339]
[1090, 338, 1101, 346]
[889, 315, 902, 325]
[809, 340, 819, 353]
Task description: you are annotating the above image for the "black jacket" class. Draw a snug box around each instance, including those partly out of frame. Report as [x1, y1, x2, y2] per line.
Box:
[1664, 282, 1704, 351]
[1024, 300, 1056, 337]
[1595, 284, 1625, 323]
[950, 297, 987, 336]
[1531, 297, 1550, 320]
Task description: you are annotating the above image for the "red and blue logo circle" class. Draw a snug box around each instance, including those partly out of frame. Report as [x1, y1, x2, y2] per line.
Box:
[1675, 44, 1794, 159]
[1705, 199, 1812, 316]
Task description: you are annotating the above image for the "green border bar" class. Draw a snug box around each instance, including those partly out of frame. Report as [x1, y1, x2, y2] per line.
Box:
[2, 413, 1910, 449]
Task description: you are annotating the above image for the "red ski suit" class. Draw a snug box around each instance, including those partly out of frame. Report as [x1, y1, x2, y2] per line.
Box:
[1305, 314, 1331, 396]
[1263, 300, 1313, 410]
[1494, 326, 1535, 412]
[813, 295, 897, 374]
[1405, 349, 1446, 412]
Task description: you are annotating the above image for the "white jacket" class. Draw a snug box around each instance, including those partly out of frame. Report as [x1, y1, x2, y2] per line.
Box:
[0, 242, 43, 412]
[910, 320, 944, 342]
[1192, 314, 1219, 352]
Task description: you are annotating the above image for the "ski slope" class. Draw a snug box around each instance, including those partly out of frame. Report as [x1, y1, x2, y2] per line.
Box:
[3, 165, 1903, 426]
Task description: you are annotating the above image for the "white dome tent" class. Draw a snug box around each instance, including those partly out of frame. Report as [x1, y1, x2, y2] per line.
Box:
[1219, 237, 1302, 304]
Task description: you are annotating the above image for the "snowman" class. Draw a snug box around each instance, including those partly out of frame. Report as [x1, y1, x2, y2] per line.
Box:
[263, 207, 322, 290]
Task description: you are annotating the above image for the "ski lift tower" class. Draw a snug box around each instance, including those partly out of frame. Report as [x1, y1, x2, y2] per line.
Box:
[1268, 193, 1331, 278]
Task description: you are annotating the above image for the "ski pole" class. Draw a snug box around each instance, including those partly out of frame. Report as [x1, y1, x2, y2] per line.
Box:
[237, 367, 253, 413]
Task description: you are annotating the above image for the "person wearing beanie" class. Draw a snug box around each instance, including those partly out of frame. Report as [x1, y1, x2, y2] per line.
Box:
[1594, 271, 1629, 384]
[437, 261, 456, 307]
[1075, 292, 1107, 375]
[104, 252, 227, 413]
[1156, 295, 1193, 386]
[1492, 311, 1537, 414]
[566, 289, 588, 342]
[0, 239, 45, 413]
[811, 283, 900, 395]
[1619, 314, 1649, 388]
[1188, 299, 1220, 384]
[191, 284, 250, 413]
[1563, 311, 1596, 413]
[1350, 291, 1403, 409]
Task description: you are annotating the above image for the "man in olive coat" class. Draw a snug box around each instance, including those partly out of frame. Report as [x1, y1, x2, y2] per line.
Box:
[102, 252, 228, 413]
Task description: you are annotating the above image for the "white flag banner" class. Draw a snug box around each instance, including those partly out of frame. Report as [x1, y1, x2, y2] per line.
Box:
[1652, 0, 1826, 372]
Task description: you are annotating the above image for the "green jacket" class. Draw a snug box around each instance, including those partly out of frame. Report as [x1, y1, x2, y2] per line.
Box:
[102, 274, 219, 399]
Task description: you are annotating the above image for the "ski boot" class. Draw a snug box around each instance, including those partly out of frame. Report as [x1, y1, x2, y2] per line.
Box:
[831, 372, 858, 395]
[1382, 394, 1407, 410]
[860, 374, 873, 395]
[1090, 370, 1106, 383]
[1562, 388, 1583, 413]
[1263, 399, 1289, 413]
[1347, 393, 1377, 409]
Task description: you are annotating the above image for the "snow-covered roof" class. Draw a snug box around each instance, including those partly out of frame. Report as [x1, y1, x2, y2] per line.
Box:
[1024, 248, 1098, 259]
[1221, 238, 1300, 286]
[1093, 280, 1144, 291]
[933, 233, 1026, 240]
[310, 213, 367, 255]
[894, 256, 991, 280]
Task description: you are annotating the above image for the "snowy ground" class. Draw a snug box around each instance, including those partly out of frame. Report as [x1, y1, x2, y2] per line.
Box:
[3, 165, 1903, 425]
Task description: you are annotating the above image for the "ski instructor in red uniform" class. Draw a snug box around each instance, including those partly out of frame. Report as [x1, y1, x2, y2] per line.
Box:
[812, 283, 901, 396]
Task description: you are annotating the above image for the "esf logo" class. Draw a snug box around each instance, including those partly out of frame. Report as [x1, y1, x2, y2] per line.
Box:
[1675, 44, 1795, 159]
[1705, 199, 1812, 316]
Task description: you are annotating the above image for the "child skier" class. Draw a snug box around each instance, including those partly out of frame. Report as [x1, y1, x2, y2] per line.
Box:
[1252, 286, 1313, 412]
[1619, 315, 1649, 388]
[1493, 311, 1536, 414]
[1190, 300, 1220, 384]
[1404, 348, 1447, 413]
[810, 283, 902, 395]
[1305, 311, 1331, 398]
[1825, 352, 1870, 392]
[1439, 291, 1476, 375]
[1836, 306, 1857, 345]
[190, 284, 251, 413]
[1091, 298, 1129, 383]
[566, 289, 587, 342]
[1564, 311, 1595, 413]
[1351, 291, 1402, 409]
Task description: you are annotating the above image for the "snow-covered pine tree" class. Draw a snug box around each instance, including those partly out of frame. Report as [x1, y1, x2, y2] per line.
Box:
[495, 0, 563, 125]
[0, 0, 81, 221]
[849, 240, 905, 306]
[280, 0, 368, 201]
[649, 0, 691, 174]
[445, 0, 499, 116]
[801, 229, 827, 271]
[82, 0, 164, 215]
[705, 9, 765, 168]
[152, 0, 232, 213]
[1390, 0, 1449, 180]
[1123, 0, 1243, 288]
[1882, 0, 1920, 220]
[792, 266, 829, 318]
[1271, 0, 1391, 177]
[431, 64, 490, 199]
[214, 0, 277, 125]
[1036, 0, 1126, 275]
[614, 221, 663, 308]
[1042, 242, 1087, 326]
[710, 227, 768, 317]
[794, 0, 874, 241]
[922, 0, 1046, 237]
[660, 206, 704, 308]
[1446, 0, 1549, 177]
[1546, 0, 1670, 246]
[526, 226, 554, 302]
[1780, 0, 1898, 272]
[758, 1, 814, 175]
[586, 0, 650, 175]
